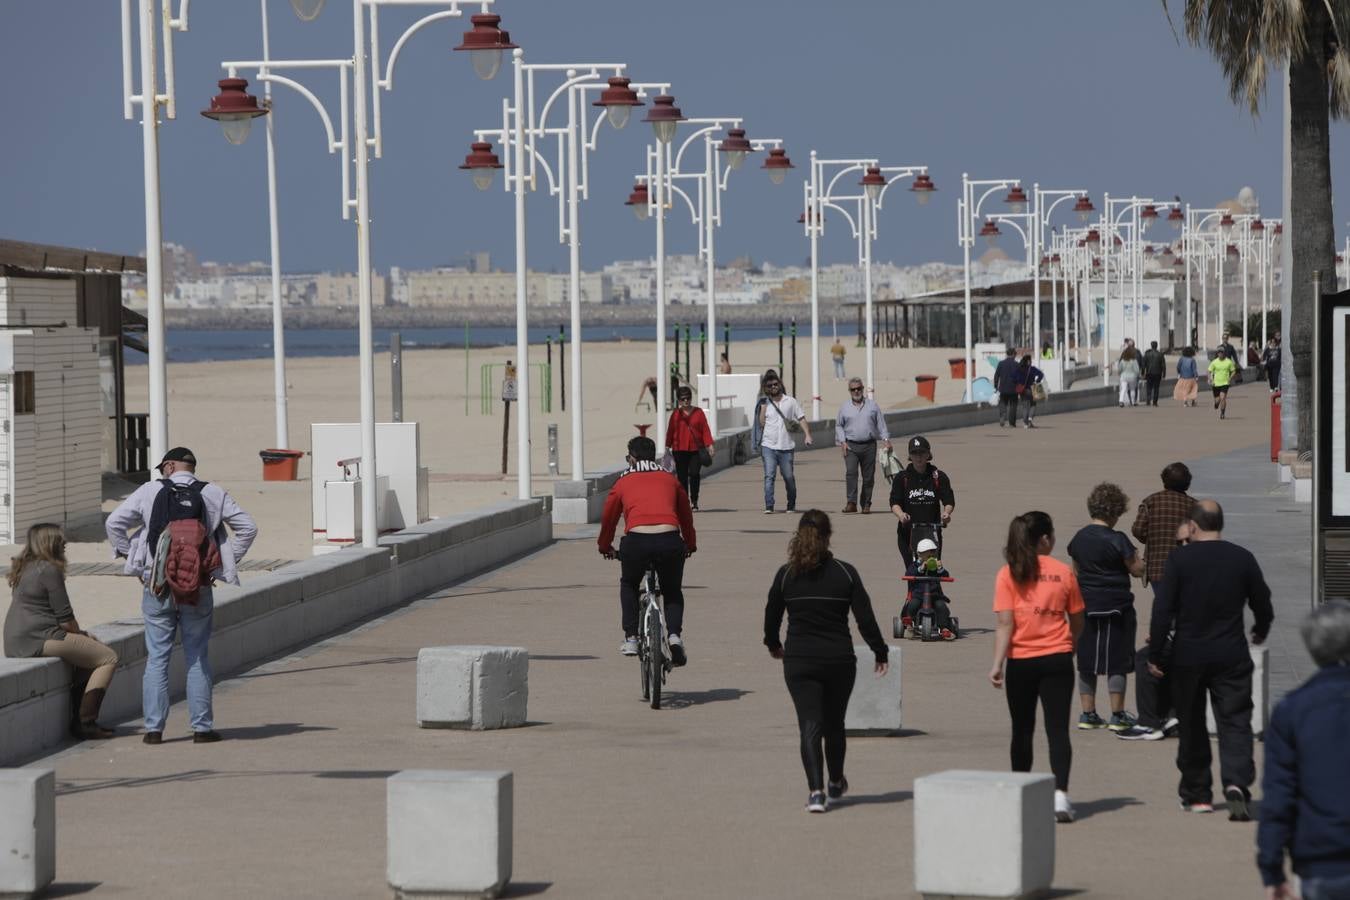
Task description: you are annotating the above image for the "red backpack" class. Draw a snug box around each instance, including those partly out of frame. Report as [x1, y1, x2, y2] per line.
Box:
[148, 480, 222, 605]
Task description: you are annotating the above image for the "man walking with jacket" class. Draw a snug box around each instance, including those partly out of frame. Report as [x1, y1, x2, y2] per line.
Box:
[106, 447, 257, 744]
[1142, 341, 1166, 406]
[993, 348, 1019, 428]
[1148, 499, 1273, 819]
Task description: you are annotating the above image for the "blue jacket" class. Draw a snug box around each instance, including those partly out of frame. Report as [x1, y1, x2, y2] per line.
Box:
[1257, 666, 1350, 887]
[1012, 365, 1043, 388]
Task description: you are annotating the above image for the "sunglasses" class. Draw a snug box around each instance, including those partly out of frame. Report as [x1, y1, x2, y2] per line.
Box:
[765, 382, 781, 389]
[849, 386, 864, 393]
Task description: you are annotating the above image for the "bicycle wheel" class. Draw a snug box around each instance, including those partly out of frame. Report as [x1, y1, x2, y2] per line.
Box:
[646, 608, 664, 709]
[638, 607, 651, 702]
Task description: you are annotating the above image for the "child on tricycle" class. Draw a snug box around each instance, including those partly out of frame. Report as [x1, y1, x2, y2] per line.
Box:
[897, 537, 958, 641]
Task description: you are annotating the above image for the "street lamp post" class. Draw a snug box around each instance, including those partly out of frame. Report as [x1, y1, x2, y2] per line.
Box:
[210, 1, 513, 546]
[120, 0, 193, 469]
[958, 174, 1023, 399]
[464, 66, 655, 487]
[1031, 187, 1092, 358]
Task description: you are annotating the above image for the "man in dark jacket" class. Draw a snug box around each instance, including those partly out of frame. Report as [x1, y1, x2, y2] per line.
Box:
[1148, 499, 1274, 819]
[1142, 341, 1166, 406]
[992, 347, 1020, 428]
[1258, 601, 1350, 899]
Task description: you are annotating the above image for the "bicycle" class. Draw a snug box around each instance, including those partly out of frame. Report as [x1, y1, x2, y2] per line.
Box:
[636, 562, 671, 709]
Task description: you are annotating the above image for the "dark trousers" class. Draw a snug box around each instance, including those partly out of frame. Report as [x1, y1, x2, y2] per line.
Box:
[1005, 652, 1075, 791]
[618, 531, 687, 637]
[1145, 374, 1163, 405]
[1134, 643, 1173, 730]
[843, 440, 877, 506]
[671, 450, 703, 506]
[1171, 656, 1255, 803]
[999, 392, 1019, 426]
[897, 521, 943, 569]
[783, 657, 857, 792]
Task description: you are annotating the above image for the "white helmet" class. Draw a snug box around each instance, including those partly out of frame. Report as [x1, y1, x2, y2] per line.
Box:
[916, 538, 939, 554]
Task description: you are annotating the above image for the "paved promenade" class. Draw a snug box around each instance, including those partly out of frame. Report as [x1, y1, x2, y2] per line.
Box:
[37, 385, 1303, 898]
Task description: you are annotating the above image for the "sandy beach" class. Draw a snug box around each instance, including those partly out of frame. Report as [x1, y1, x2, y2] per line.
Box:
[3, 337, 1034, 628]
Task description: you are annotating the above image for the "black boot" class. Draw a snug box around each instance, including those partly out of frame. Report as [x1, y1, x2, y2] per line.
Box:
[68, 669, 92, 738]
[77, 688, 115, 739]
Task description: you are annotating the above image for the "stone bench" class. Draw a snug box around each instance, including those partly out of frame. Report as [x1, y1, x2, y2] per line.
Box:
[0, 769, 54, 899]
[387, 770, 512, 899]
[914, 770, 1055, 899]
[845, 645, 902, 735]
[1206, 643, 1270, 738]
[417, 646, 528, 730]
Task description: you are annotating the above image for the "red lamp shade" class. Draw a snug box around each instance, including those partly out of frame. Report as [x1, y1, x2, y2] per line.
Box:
[859, 166, 886, 201]
[1226, 243, 1240, 257]
[625, 182, 651, 220]
[717, 128, 754, 170]
[453, 14, 517, 81]
[979, 220, 1002, 242]
[592, 76, 643, 130]
[1249, 218, 1265, 233]
[1273, 222, 1283, 235]
[1140, 204, 1158, 222]
[762, 148, 795, 185]
[909, 173, 936, 205]
[1173, 254, 1186, 267]
[459, 140, 503, 191]
[1085, 228, 1101, 246]
[1092, 256, 1103, 269]
[201, 78, 269, 145]
[1072, 194, 1095, 221]
[1161, 246, 1175, 258]
[1004, 184, 1028, 211]
[1167, 205, 1185, 228]
[1143, 245, 1155, 256]
[1050, 253, 1062, 265]
[641, 95, 686, 144]
[1219, 211, 1236, 234]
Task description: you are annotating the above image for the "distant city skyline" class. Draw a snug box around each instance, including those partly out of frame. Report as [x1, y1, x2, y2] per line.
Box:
[5, 2, 1348, 277]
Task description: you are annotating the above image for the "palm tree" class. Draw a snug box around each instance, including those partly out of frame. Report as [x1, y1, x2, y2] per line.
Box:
[1165, 1, 1347, 451]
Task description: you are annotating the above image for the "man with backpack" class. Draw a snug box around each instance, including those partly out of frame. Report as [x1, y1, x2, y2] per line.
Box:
[888, 435, 955, 568]
[106, 447, 257, 745]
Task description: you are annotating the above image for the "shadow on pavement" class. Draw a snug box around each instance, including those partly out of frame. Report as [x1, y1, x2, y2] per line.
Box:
[1073, 796, 1144, 820]
[502, 883, 553, 897]
[237, 656, 415, 679]
[40, 884, 102, 897]
[216, 723, 337, 741]
[530, 654, 599, 661]
[838, 790, 912, 808]
[661, 688, 753, 709]
[58, 768, 404, 796]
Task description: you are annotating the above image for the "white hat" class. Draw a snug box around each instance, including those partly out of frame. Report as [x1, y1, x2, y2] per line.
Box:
[916, 538, 938, 553]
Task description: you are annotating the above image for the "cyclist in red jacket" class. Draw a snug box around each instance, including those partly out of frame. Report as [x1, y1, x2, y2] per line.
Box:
[598, 436, 697, 665]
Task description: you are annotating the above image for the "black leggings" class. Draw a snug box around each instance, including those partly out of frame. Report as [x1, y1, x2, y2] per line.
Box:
[671, 450, 703, 505]
[1004, 652, 1074, 791]
[783, 657, 857, 792]
[618, 531, 686, 637]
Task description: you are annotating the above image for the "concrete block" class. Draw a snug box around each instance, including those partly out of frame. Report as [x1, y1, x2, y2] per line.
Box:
[914, 770, 1055, 899]
[0, 769, 55, 899]
[845, 645, 902, 735]
[387, 770, 512, 899]
[1278, 464, 1291, 484]
[1294, 475, 1311, 504]
[1207, 644, 1270, 737]
[417, 647, 528, 730]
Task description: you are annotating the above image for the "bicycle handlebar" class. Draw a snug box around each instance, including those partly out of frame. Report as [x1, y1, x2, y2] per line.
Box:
[902, 575, 955, 582]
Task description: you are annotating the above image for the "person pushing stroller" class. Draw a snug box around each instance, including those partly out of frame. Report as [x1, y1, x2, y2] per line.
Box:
[899, 538, 958, 641]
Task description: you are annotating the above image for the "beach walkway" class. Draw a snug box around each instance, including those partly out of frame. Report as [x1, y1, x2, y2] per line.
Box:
[38, 384, 1302, 899]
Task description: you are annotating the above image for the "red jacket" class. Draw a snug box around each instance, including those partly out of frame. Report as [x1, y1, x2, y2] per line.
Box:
[597, 466, 696, 553]
[665, 407, 714, 452]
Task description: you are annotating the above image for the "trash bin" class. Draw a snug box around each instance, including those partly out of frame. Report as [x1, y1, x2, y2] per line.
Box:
[948, 357, 966, 380]
[915, 375, 938, 402]
[260, 449, 304, 481]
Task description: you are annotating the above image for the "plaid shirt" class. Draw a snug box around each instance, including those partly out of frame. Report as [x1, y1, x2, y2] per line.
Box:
[1131, 489, 1194, 584]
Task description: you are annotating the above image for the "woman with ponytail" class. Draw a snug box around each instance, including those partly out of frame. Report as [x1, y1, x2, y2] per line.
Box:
[764, 509, 889, 813]
[989, 511, 1085, 823]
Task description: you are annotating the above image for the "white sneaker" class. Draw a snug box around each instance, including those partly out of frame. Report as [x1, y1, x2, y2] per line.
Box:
[1054, 790, 1075, 823]
[620, 637, 638, 656]
[668, 634, 687, 667]
[805, 791, 828, 813]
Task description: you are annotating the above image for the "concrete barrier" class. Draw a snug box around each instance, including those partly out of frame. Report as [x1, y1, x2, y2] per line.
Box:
[0, 499, 551, 766]
[1206, 643, 1270, 738]
[845, 645, 902, 735]
[417, 646, 528, 730]
[0, 769, 54, 899]
[914, 770, 1055, 899]
[1292, 460, 1312, 503]
[387, 770, 512, 899]
[553, 468, 624, 524]
[1277, 449, 1298, 484]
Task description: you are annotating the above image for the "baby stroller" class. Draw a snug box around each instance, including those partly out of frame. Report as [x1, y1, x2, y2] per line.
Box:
[894, 523, 959, 642]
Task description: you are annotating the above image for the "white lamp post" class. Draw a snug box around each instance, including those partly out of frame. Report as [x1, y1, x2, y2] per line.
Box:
[957, 174, 1024, 399]
[465, 65, 654, 488]
[211, 0, 513, 546]
[1184, 207, 1229, 352]
[1031, 187, 1091, 358]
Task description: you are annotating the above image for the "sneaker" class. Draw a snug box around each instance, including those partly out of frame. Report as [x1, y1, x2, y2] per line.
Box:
[1108, 711, 1139, 732]
[1026, 421, 1037, 428]
[1162, 717, 1180, 738]
[668, 634, 687, 667]
[620, 637, 638, 656]
[763, 508, 774, 515]
[1077, 711, 1108, 730]
[806, 791, 828, 813]
[999, 421, 1007, 428]
[1220, 410, 1226, 419]
[785, 506, 796, 514]
[1225, 785, 1251, 822]
[193, 730, 223, 744]
[940, 628, 956, 641]
[860, 505, 871, 514]
[1054, 790, 1075, 823]
[1115, 725, 1164, 741]
[827, 777, 849, 801]
[1180, 799, 1215, 814]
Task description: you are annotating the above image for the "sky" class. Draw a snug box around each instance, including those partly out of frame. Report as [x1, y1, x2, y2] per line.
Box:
[3, 1, 1347, 276]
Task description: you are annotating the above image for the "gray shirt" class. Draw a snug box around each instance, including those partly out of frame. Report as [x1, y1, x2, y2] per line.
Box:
[835, 397, 889, 445]
[3, 561, 73, 658]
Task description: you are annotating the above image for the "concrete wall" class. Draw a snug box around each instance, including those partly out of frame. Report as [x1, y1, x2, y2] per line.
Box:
[0, 499, 551, 766]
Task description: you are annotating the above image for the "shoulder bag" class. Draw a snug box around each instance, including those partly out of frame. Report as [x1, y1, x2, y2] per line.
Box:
[1031, 381, 1047, 403]
[767, 397, 802, 433]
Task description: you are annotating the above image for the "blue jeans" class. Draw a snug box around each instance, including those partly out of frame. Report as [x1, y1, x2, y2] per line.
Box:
[761, 447, 797, 511]
[1303, 874, 1350, 900]
[141, 585, 215, 733]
